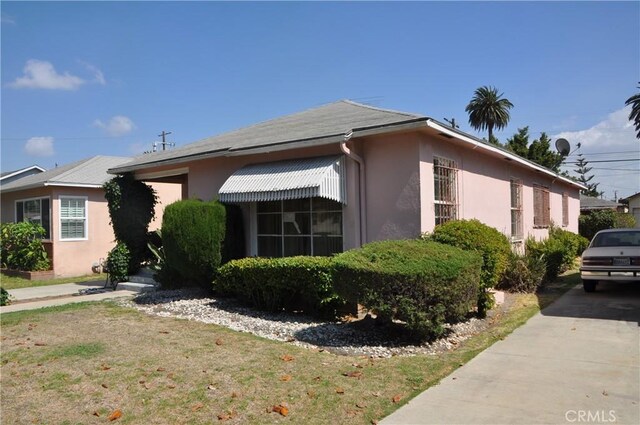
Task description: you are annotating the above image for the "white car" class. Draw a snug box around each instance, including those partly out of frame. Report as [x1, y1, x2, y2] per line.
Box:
[580, 228, 640, 292]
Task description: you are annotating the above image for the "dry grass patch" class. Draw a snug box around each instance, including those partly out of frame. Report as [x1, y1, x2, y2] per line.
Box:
[1, 274, 578, 424]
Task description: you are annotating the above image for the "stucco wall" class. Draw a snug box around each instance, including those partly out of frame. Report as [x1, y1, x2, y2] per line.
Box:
[628, 196, 640, 228]
[148, 182, 182, 231]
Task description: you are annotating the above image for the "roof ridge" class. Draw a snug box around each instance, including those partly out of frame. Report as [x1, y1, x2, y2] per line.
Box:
[341, 99, 424, 119]
[48, 155, 131, 183]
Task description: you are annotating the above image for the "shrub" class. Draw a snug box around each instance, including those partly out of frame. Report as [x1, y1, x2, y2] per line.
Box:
[526, 227, 589, 283]
[215, 256, 342, 318]
[0, 222, 51, 271]
[497, 252, 546, 293]
[161, 199, 226, 289]
[579, 210, 636, 241]
[0, 287, 11, 306]
[332, 239, 482, 341]
[103, 174, 158, 273]
[428, 219, 511, 317]
[106, 243, 130, 286]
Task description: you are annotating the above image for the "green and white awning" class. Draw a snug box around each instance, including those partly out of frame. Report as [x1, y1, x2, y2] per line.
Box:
[219, 155, 346, 204]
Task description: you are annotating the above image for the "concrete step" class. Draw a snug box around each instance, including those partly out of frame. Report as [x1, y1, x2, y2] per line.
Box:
[128, 275, 158, 285]
[116, 282, 157, 293]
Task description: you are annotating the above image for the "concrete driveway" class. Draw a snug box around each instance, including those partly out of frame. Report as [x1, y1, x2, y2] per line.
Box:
[381, 282, 640, 425]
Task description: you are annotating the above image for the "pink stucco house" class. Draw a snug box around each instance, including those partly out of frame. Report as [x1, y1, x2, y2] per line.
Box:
[1, 156, 181, 277]
[109, 100, 584, 257]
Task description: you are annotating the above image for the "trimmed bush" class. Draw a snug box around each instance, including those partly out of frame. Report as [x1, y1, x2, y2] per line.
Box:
[497, 251, 546, 293]
[428, 219, 511, 317]
[579, 210, 637, 241]
[161, 199, 226, 289]
[215, 256, 342, 318]
[0, 222, 51, 271]
[332, 239, 482, 341]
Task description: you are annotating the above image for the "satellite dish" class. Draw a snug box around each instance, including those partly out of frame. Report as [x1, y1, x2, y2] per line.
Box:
[555, 138, 570, 156]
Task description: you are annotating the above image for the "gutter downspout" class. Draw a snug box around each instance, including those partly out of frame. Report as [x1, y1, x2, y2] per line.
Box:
[340, 130, 367, 246]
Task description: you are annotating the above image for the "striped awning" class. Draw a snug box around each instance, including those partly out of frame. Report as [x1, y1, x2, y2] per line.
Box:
[219, 155, 346, 204]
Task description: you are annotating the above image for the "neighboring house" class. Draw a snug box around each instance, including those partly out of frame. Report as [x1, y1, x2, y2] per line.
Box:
[579, 194, 626, 214]
[620, 192, 640, 228]
[0, 165, 45, 186]
[109, 100, 584, 258]
[1, 156, 181, 277]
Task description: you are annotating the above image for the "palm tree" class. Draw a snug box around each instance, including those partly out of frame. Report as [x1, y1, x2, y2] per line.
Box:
[465, 86, 514, 142]
[625, 82, 640, 139]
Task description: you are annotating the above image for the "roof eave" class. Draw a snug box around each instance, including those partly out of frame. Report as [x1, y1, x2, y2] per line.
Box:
[426, 120, 586, 190]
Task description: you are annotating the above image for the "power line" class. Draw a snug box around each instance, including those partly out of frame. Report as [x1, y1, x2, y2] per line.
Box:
[565, 158, 639, 164]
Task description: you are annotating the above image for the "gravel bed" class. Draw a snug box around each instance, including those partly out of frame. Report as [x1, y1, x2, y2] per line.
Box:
[117, 289, 496, 358]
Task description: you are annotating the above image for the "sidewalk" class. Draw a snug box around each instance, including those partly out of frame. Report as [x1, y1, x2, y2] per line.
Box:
[380, 283, 640, 425]
[1, 281, 137, 313]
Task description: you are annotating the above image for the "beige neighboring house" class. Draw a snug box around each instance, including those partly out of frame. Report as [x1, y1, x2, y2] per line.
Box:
[0, 165, 45, 186]
[109, 100, 584, 258]
[1, 156, 181, 277]
[621, 192, 640, 228]
[579, 194, 625, 214]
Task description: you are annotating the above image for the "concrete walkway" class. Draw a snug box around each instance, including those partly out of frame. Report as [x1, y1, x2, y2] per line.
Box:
[381, 282, 640, 425]
[1, 280, 137, 313]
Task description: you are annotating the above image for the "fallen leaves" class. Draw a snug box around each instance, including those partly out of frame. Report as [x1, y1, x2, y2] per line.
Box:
[280, 354, 295, 362]
[270, 404, 289, 417]
[336, 387, 345, 394]
[215, 338, 224, 346]
[343, 371, 363, 379]
[392, 394, 403, 403]
[191, 403, 204, 412]
[107, 409, 122, 421]
[280, 374, 292, 382]
[217, 410, 237, 421]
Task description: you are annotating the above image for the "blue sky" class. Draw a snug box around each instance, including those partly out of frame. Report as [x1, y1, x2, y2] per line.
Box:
[2, 1, 639, 198]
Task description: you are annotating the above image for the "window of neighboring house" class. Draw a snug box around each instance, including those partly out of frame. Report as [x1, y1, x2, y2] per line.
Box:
[510, 179, 523, 239]
[533, 184, 551, 228]
[433, 156, 458, 225]
[15, 197, 51, 239]
[59, 197, 88, 240]
[562, 192, 569, 227]
[256, 197, 343, 257]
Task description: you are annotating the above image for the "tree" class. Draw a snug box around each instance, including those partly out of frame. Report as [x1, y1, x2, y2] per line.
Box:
[573, 153, 601, 197]
[465, 86, 514, 142]
[505, 128, 564, 172]
[625, 82, 640, 139]
[527, 132, 563, 172]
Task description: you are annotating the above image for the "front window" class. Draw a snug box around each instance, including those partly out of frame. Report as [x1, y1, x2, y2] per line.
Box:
[510, 179, 523, 239]
[434, 156, 458, 225]
[16, 197, 51, 239]
[533, 184, 550, 228]
[256, 197, 343, 257]
[60, 197, 88, 240]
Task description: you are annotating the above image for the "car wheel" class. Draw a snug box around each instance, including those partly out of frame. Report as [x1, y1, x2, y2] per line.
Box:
[582, 280, 597, 293]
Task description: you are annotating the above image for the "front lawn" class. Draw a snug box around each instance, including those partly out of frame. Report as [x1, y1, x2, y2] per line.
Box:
[0, 273, 107, 290]
[0, 272, 580, 424]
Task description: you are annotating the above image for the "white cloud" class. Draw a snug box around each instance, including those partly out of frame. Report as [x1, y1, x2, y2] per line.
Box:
[1, 13, 16, 25]
[24, 137, 54, 157]
[9, 60, 85, 90]
[79, 60, 106, 85]
[94, 115, 136, 137]
[555, 106, 640, 199]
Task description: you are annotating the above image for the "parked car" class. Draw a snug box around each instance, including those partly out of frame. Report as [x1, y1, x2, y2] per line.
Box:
[580, 228, 640, 292]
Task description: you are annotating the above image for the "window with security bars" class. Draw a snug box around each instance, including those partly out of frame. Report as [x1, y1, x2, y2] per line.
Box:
[16, 197, 51, 239]
[60, 197, 87, 240]
[562, 192, 569, 227]
[510, 179, 523, 239]
[433, 157, 458, 225]
[533, 184, 550, 228]
[256, 197, 343, 257]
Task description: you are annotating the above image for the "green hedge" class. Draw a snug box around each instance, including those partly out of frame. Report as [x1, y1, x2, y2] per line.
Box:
[215, 256, 342, 318]
[332, 239, 482, 341]
[579, 210, 637, 241]
[497, 251, 546, 293]
[429, 219, 511, 317]
[161, 199, 226, 289]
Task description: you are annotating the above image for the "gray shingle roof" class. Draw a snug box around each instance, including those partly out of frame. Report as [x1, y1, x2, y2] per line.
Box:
[580, 194, 622, 210]
[0, 165, 45, 179]
[109, 100, 425, 173]
[1, 156, 132, 192]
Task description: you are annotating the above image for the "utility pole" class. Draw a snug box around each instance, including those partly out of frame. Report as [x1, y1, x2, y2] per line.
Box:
[158, 130, 174, 151]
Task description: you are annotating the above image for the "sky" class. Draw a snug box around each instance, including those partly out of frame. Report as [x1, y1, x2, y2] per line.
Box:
[2, 1, 639, 199]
